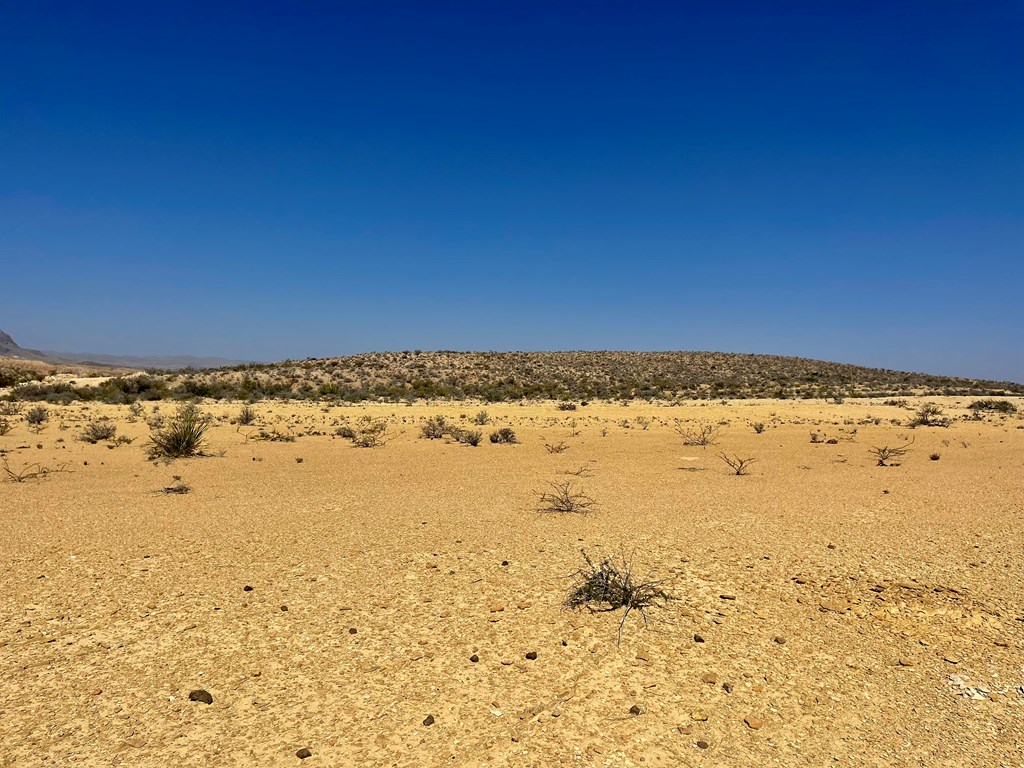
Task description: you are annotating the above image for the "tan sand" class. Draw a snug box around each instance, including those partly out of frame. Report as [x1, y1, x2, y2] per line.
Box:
[1, 397, 1021, 766]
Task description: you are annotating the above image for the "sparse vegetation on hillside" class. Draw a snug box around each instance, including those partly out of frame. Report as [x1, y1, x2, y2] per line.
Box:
[6, 351, 1021, 404]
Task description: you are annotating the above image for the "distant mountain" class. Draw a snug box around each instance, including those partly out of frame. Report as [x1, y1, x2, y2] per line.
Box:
[40, 350, 247, 370]
[0, 329, 245, 371]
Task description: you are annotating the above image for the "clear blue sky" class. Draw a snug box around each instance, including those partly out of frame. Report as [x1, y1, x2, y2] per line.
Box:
[2, 1, 1021, 381]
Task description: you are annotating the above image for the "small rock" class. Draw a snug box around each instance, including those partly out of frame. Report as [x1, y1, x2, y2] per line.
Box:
[525, 651, 538, 660]
[898, 657, 916, 667]
[690, 709, 708, 721]
[280, 605, 288, 612]
[629, 704, 641, 715]
[744, 715, 764, 729]
[701, 672, 718, 685]
[296, 748, 312, 759]
[422, 715, 435, 726]
[489, 604, 505, 613]
[696, 740, 710, 749]
[774, 636, 787, 645]
[470, 654, 479, 663]
[943, 654, 961, 664]
[348, 627, 357, 634]
[188, 689, 213, 705]
[720, 594, 736, 601]
[722, 682, 733, 694]
[693, 634, 705, 643]
[501, 560, 509, 566]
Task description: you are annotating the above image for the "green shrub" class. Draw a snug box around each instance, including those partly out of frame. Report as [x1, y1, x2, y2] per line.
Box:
[420, 415, 448, 439]
[907, 403, 950, 428]
[80, 421, 117, 443]
[148, 403, 211, 459]
[489, 427, 517, 444]
[968, 399, 1017, 414]
[450, 427, 482, 446]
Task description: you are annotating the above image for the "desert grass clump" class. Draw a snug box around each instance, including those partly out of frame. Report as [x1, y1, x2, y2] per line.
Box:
[907, 403, 950, 428]
[537, 481, 595, 514]
[489, 427, 517, 444]
[250, 427, 296, 442]
[148, 402, 211, 459]
[673, 421, 720, 448]
[544, 441, 569, 454]
[341, 415, 391, 448]
[236, 403, 258, 426]
[0, 417, 11, 436]
[969, 399, 1017, 414]
[556, 402, 578, 411]
[450, 427, 482, 446]
[160, 475, 191, 494]
[80, 421, 118, 443]
[752, 422, 766, 434]
[718, 452, 756, 475]
[565, 550, 672, 644]
[420, 415, 448, 439]
[472, 410, 491, 425]
[869, 437, 914, 467]
[25, 406, 48, 433]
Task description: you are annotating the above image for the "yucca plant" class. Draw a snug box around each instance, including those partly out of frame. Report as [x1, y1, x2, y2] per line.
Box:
[148, 403, 210, 459]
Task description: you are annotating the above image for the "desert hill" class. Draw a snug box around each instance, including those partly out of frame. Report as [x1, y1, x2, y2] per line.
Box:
[8, 348, 1019, 403]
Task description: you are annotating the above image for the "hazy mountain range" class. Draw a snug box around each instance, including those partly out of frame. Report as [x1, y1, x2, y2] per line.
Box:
[0, 329, 245, 370]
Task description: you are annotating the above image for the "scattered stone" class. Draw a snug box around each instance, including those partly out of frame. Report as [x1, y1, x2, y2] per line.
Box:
[720, 594, 736, 601]
[744, 715, 764, 730]
[422, 715, 435, 726]
[774, 636, 787, 645]
[629, 704, 642, 715]
[690, 709, 708, 721]
[348, 627, 357, 634]
[819, 599, 847, 613]
[701, 673, 718, 685]
[696, 740, 710, 749]
[723, 682, 733, 694]
[501, 560, 509, 566]
[489, 604, 505, 613]
[470, 654, 479, 663]
[898, 657, 916, 667]
[188, 689, 213, 704]
[243, 585, 254, 592]
[943, 653, 960, 664]
[525, 651, 538, 660]
[296, 748, 312, 759]
[693, 634, 705, 643]
[280, 605, 288, 612]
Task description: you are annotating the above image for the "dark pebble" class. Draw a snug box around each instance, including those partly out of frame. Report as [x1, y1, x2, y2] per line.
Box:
[423, 715, 435, 726]
[349, 627, 357, 634]
[280, 605, 288, 611]
[525, 651, 538, 660]
[696, 740, 710, 749]
[723, 682, 733, 694]
[470, 654, 479, 663]
[693, 634, 705, 643]
[296, 747, 312, 759]
[629, 704, 641, 715]
[501, 560, 509, 566]
[188, 689, 213, 704]
[243, 585, 254, 592]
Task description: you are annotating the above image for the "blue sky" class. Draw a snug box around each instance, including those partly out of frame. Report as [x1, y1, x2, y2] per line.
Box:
[2, 1, 1021, 381]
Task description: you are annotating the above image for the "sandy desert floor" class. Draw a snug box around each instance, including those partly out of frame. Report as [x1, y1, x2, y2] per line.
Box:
[1, 397, 1022, 767]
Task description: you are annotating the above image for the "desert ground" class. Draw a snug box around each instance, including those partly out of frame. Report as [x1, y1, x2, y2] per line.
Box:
[1, 397, 1022, 767]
